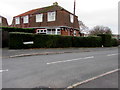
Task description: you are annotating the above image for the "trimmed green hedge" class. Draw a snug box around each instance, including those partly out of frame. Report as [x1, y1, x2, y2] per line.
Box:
[9, 32, 73, 49]
[72, 36, 102, 47]
[34, 34, 72, 48]
[111, 38, 119, 46]
[2, 27, 35, 33]
[97, 34, 112, 47]
[9, 32, 103, 49]
[9, 32, 34, 49]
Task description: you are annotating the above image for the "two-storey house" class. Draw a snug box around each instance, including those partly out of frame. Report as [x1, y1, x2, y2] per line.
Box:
[11, 2, 80, 36]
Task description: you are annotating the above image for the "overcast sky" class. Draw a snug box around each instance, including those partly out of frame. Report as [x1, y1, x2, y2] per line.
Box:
[0, 0, 119, 34]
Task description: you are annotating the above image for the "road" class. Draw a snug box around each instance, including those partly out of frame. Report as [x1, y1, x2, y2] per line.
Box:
[2, 48, 118, 88]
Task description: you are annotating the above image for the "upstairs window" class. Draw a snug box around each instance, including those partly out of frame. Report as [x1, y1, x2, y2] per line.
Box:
[70, 14, 74, 23]
[15, 17, 20, 24]
[0, 17, 2, 24]
[47, 11, 56, 22]
[23, 15, 29, 23]
[36, 14, 43, 22]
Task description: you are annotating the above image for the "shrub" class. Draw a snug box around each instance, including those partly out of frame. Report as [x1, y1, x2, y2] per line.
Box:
[117, 39, 120, 45]
[72, 36, 102, 47]
[9, 33, 107, 49]
[34, 34, 72, 48]
[9, 32, 34, 49]
[9, 33, 72, 49]
[111, 38, 119, 46]
[56, 36, 72, 48]
[97, 34, 112, 47]
[2, 27, 35, 33]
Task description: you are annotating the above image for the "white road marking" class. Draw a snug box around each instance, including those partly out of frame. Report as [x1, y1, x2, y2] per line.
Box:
[0, 69, 8, 73]
[107, 53, 118, 56]
[47, 56, 94, 65]
[66, 68, 119, 89]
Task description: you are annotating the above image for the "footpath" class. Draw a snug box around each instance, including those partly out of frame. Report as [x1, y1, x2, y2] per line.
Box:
[67, 70, 119, 89]
[2, 47, 118, 58]
[76, 71, 118, 88]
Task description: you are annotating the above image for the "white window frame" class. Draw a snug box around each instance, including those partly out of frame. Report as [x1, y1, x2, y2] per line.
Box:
[15, 17, 20, 24]
[36, 14, 43, 22]
[55, 28, 61, 35]
[23, 15, 29, 23]
[70, 14, 74, 23]
[36, 29, 47, 34]
[47, 11, 56, 22]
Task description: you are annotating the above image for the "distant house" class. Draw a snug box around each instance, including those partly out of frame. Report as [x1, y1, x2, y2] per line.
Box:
[112, 34, 120, 40]
[11, 2, 80, 36]
[0, 16, 8, 27]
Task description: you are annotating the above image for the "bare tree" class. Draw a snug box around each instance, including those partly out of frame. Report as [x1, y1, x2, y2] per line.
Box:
[79, 21, 89, 32]
[89, 25, 112, 35]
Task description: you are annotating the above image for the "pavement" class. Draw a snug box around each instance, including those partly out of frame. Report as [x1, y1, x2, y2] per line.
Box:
[2, 47, 118, 58]
[75, 71, 119, 88]
[2, 47, 118, 89]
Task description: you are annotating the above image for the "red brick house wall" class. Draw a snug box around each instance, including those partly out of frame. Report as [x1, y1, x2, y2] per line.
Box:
[11, 3, 80, 36]
[0, 16, 8, 27]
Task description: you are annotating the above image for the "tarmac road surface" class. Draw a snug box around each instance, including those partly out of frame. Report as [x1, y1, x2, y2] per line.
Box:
[2, 47, 118, 88]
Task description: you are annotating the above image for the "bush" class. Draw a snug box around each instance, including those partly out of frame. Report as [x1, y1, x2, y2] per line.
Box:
[9, 33, 108, 49]
[9, 32, 34, 49]
[2, 27, 35, 33]
[97, 34, 112, 47]
[9, 33, 72, 49]
[117, 39, 120, 45]
[72, 36, 102, 47]
[56, 36, 72, 48]
[111, 38, 119, 46]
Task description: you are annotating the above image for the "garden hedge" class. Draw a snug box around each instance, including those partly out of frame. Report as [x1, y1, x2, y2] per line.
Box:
[111, 38, 119, 46]
[9, 32, 34, 49]
[72, 36, 102, 47]
[9, 32, 73, 49]
[2, 27, 35, 33]
[9, 32, 103, 49]
[97, 34, 112, 47]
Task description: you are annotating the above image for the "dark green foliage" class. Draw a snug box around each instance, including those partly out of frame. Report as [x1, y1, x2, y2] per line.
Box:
[72, 36, 102, 47]
[2, 27, 35, 33]
[34, 35, 72, 48]
[117, 39, 120, 45]
[9, 32, 34, 49]
[1, 27, 35, 48]
[9, 33, 117, 49]
[111, 38, 119, 46]
[9, 33, 72, 49]
[97, 34, 112, 47]
[56, 36, 72, 48]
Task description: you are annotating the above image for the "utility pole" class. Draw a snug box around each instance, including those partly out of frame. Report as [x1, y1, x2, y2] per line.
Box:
[73, 0, 76, 36]
[74, 0, 76, 16]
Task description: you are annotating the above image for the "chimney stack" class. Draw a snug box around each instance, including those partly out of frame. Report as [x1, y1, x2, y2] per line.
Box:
[53, 2, 58, 5]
